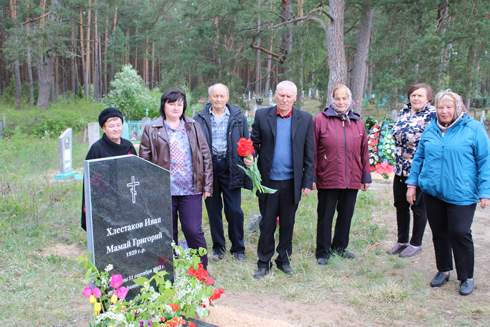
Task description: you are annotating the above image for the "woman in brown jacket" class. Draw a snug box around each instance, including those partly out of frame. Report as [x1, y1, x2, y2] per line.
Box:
[313, 85, 371, 265]
[140, 89, 213, 268]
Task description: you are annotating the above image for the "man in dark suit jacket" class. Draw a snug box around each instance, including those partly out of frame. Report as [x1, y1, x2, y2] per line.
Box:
[245, 80, 314, 279]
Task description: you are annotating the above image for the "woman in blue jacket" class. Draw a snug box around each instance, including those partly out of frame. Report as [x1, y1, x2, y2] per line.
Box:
[406, 90, 490, 296]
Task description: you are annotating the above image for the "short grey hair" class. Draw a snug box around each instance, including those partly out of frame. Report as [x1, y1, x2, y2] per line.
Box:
[208, 83, 229, 95]
[276, 80, 297, 95]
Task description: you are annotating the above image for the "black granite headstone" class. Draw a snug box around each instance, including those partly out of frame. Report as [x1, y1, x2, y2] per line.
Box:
[84, 155, 173, 298]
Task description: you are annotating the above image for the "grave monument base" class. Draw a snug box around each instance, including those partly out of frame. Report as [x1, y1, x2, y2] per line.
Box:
[55, 170, 76, 179]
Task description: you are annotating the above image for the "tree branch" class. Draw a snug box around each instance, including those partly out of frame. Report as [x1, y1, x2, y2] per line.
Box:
[249, 36, 284, 63]
[271, 6, 333, 30]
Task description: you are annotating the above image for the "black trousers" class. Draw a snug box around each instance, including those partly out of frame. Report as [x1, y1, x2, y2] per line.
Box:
[316, 188, 358, 259]
[205, 157, 245, 256]
[393, 174, 428, 246]
[425, 194, 476, 281]
[257, 179, 298, 269]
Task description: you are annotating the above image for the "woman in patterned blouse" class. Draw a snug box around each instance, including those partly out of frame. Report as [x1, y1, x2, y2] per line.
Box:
[140, 89, 213, 268]
[388, 83, 436, 258]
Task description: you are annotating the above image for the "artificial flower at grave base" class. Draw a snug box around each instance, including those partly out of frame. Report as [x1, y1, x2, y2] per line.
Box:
[375, 161, 395, 179]
[236, 137, 276, 194]
[366, 118, 396, 170]
[80, 245, 224, 326]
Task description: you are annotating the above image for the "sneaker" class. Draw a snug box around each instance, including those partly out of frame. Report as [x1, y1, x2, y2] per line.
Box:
[387, 242, 408, 255]
[399, 244, 422, 258]
[459, 279, 474, 295]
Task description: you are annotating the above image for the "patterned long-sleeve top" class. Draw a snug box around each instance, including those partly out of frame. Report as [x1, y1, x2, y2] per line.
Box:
[391, 102, 436, 177]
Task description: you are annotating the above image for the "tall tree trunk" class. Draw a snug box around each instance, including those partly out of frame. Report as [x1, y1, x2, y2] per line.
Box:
[326, 0, 347, 103]
[37, 52, 55, 108]
[264, 2, 275, 97]
[13, 58, 21, 109]
[254, 16, 261, 96]
[297, 0, 304, 109]
[37, 0, 59, 107]
[151, 41, 155, 89]
[85, 0, 92, 98]
[26, 2, 34, 106]
[437, 0, 449, 90]
[53, 54, 58, 101]
[351, 1, 374, 113]
[134, 28, 138, 71]
[94, 6, 100, 100]
[71, 25, 76, 98]
[9, 0, 21, 108]
[264, 34, 273, 96]
[144, 38, 149, 86]
[80, 8, 86, 92]
[280, 0, 293, 76]
[125, 28, 130, 65]
[103, 3, 109, 95]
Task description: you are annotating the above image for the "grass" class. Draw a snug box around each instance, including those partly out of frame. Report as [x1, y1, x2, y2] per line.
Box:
[1, 100, 489, 326]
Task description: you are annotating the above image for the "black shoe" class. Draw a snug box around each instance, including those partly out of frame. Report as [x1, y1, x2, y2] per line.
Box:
[339, 250, 356, 259]
[211, 252, 225, 262]
[233, 253, 246, 262]
[277, 264, 294, 275]
[253, 267, 270, 279]
[430, 272, 450, 287]
[317, 258, 328, 266]
[459, 279, 474, 295]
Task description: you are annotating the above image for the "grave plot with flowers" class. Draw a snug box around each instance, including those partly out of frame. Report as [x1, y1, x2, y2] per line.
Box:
[81, 245, 223, 327]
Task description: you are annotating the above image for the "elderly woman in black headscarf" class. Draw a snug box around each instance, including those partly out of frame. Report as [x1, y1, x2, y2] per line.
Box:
[81, 107, 137, 230]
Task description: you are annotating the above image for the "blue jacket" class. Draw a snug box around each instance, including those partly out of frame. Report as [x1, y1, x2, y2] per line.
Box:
[406, 114, 490, 205]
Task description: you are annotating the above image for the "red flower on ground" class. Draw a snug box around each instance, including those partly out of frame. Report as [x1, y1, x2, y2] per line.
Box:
[187, 322, 196, 327]
[210, 288, 225, 301]
[237, 137, 254, 157]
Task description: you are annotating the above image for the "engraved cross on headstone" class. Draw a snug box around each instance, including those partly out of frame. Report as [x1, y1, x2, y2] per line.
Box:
[127, 176, 140, 204]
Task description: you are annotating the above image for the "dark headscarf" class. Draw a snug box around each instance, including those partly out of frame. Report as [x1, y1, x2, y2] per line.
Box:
[99, 107, 124, 127]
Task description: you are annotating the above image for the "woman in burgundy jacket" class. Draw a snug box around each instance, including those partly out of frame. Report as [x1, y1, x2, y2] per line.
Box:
[313, 85, 372, 265]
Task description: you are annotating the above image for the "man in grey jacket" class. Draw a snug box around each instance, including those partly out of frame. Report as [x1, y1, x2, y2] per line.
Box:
[194, 83, 251, 262]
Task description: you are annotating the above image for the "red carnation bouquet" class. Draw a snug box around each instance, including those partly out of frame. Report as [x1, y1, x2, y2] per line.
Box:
[237, 137, 276, 194]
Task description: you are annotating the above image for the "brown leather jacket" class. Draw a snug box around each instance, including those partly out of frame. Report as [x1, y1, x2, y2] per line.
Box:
[139, 116, 213, 195]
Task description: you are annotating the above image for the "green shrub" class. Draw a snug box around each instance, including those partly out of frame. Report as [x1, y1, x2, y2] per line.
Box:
[102, 65, 159, 120]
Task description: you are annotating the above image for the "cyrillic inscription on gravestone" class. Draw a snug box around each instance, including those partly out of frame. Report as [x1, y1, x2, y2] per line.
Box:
[84, 155, 173, 299]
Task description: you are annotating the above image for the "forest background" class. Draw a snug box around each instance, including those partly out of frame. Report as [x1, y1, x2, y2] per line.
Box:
[1, 0, 490, 115]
